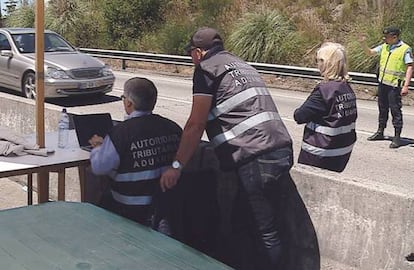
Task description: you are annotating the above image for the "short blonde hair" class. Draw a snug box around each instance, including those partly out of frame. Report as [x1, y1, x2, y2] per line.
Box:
[316, 42, 350, 81]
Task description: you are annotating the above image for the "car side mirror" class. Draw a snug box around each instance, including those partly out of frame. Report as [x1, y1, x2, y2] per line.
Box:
[0, 50, 13, 58]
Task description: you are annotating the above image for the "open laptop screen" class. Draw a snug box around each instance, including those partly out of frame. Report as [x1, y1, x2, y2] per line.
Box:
[73, 113, 114, 151]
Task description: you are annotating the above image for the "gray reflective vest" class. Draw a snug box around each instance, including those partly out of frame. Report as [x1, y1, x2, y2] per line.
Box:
[200, 51, 292, 170]
[109, 114, 182, 206]
[298, 81, 357, 172]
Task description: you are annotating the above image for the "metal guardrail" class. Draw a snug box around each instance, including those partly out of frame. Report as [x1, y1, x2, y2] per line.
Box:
[79, 48, 384, 87]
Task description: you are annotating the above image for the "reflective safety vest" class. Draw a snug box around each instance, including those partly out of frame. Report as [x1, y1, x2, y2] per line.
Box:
[200, 51, 292, 170]
[379, 42, 410, 87]
[298, 80, 357, 172]
[109, 114, 182, 206]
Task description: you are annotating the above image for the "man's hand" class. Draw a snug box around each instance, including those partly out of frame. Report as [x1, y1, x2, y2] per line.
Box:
[357, 34, 376, 56]
[358, 34, 367, 43]
[88, 135, 103, 148]
[160, 168, 181, 192]
[401, 85, 409, 96]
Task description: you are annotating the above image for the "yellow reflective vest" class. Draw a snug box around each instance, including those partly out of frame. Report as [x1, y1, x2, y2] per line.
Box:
[379, 42, 410, 87]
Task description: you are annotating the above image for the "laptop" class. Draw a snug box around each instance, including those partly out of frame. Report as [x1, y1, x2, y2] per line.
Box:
[73, 113, 114, 151]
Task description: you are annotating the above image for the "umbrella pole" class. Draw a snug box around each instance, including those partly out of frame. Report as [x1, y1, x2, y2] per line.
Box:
[35, 0, 48, 203]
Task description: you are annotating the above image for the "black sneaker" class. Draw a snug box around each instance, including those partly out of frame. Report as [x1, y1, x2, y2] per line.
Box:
[367, 131, 384, 141]
[389, 136, 401, 148]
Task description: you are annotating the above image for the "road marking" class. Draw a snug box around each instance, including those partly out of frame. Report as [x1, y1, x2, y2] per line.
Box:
[113, 87, 192, 104]
[158, 95, 192, 104]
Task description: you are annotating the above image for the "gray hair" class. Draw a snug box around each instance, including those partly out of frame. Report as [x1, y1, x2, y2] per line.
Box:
[123, 77, 157, 111]
[316, 42, 350, 81]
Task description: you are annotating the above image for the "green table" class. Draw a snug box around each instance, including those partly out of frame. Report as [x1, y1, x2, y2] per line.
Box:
[0, 202, 232, 270]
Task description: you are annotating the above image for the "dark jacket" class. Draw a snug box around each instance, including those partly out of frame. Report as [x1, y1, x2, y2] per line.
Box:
[199, 50, 292, 170]
[108, 114, 182, 208]
[294, 80, 357, 172]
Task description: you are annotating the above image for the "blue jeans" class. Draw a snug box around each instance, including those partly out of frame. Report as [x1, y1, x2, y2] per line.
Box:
[232, 146, 293, 270]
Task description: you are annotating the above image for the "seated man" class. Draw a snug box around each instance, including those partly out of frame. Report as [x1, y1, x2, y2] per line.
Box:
[88, 77, 182, 233]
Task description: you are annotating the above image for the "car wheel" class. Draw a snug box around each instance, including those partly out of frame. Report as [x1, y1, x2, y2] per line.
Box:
[22, 72, 36, 99]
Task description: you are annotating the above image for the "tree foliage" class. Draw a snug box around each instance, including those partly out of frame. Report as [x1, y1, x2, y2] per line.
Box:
[70, 0, 107, 48]
[4, 3, 35, 28]
[399, 0, 414, 49]
[3, 0, 19, 15]
[45, 0, 84, 39]
[4, 0, 414, 72]
[102, 0, 167, 50]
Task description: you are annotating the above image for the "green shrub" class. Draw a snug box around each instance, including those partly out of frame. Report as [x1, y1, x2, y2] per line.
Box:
[157, 23, 194, 55]
[103, 0, 167, 50]
[227, 9, 301, 64]
[399, 0, 414, 48]
[136, 22, 192, 55]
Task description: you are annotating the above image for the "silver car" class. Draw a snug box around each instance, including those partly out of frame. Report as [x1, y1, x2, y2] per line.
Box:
[0, 28, 115, 98]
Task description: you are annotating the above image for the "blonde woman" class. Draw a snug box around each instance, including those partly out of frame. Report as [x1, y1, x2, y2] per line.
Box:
[294, 42, 357, 172]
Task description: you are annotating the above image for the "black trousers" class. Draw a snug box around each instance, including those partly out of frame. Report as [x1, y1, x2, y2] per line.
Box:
[232, 147, 293, 270]
[377, 83, 403, 130]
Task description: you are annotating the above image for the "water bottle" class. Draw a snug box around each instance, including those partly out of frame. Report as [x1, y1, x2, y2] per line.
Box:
[58, 108, 69, 148]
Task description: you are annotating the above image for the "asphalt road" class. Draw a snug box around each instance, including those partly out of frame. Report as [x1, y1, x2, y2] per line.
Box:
[75, 70, 414, 194]
[2, 69, 414, 201]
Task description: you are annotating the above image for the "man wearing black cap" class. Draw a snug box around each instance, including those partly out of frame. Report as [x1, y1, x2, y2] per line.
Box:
[160, 27, 293, 269]
[359, 26, 413, 148]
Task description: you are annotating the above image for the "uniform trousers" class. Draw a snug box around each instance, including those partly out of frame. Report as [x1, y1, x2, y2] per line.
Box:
[377, 83, 403, 130]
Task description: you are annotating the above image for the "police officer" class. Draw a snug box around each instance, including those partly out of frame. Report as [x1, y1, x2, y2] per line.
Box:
[160, 27, 293, 269]
[89, 77, 182, 231]
[359, 26, 413, 148]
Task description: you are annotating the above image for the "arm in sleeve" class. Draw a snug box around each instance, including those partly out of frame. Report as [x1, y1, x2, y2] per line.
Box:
[193, 66, 215, 95]
[404, 47, 414, 64]
[358, 34, 380, 56]
[90, 135, 120, 175]
[401, 48, 413, 95]
[372, 44, 382, 55]
[160, 70, 213, 192]
[294, 88, 327, 124]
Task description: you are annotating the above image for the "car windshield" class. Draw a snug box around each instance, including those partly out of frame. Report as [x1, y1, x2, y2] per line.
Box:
[11, 33, 75, 53]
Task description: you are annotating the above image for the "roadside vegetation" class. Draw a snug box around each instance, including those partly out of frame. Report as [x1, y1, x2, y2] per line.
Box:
[2, 0, 414, 73]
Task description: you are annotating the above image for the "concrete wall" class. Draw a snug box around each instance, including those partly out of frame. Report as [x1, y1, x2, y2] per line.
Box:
[292, 166, 414, 270]
[0, 93, 61, 135]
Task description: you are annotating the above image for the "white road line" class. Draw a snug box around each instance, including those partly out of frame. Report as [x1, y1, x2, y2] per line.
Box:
[112, 87, 192, 104]
[158, 96, 192, 104]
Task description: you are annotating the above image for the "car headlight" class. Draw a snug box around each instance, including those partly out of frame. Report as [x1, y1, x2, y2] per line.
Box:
[46, 67, 70, 79]
[101, 66, 113, 77]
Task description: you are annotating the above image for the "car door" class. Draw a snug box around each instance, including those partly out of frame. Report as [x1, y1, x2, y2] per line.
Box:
[0, 33, 15, 87]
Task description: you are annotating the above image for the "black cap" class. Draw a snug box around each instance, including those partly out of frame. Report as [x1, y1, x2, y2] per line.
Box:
[185, 27, 223, 54]
[383, 26, 400, 36]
